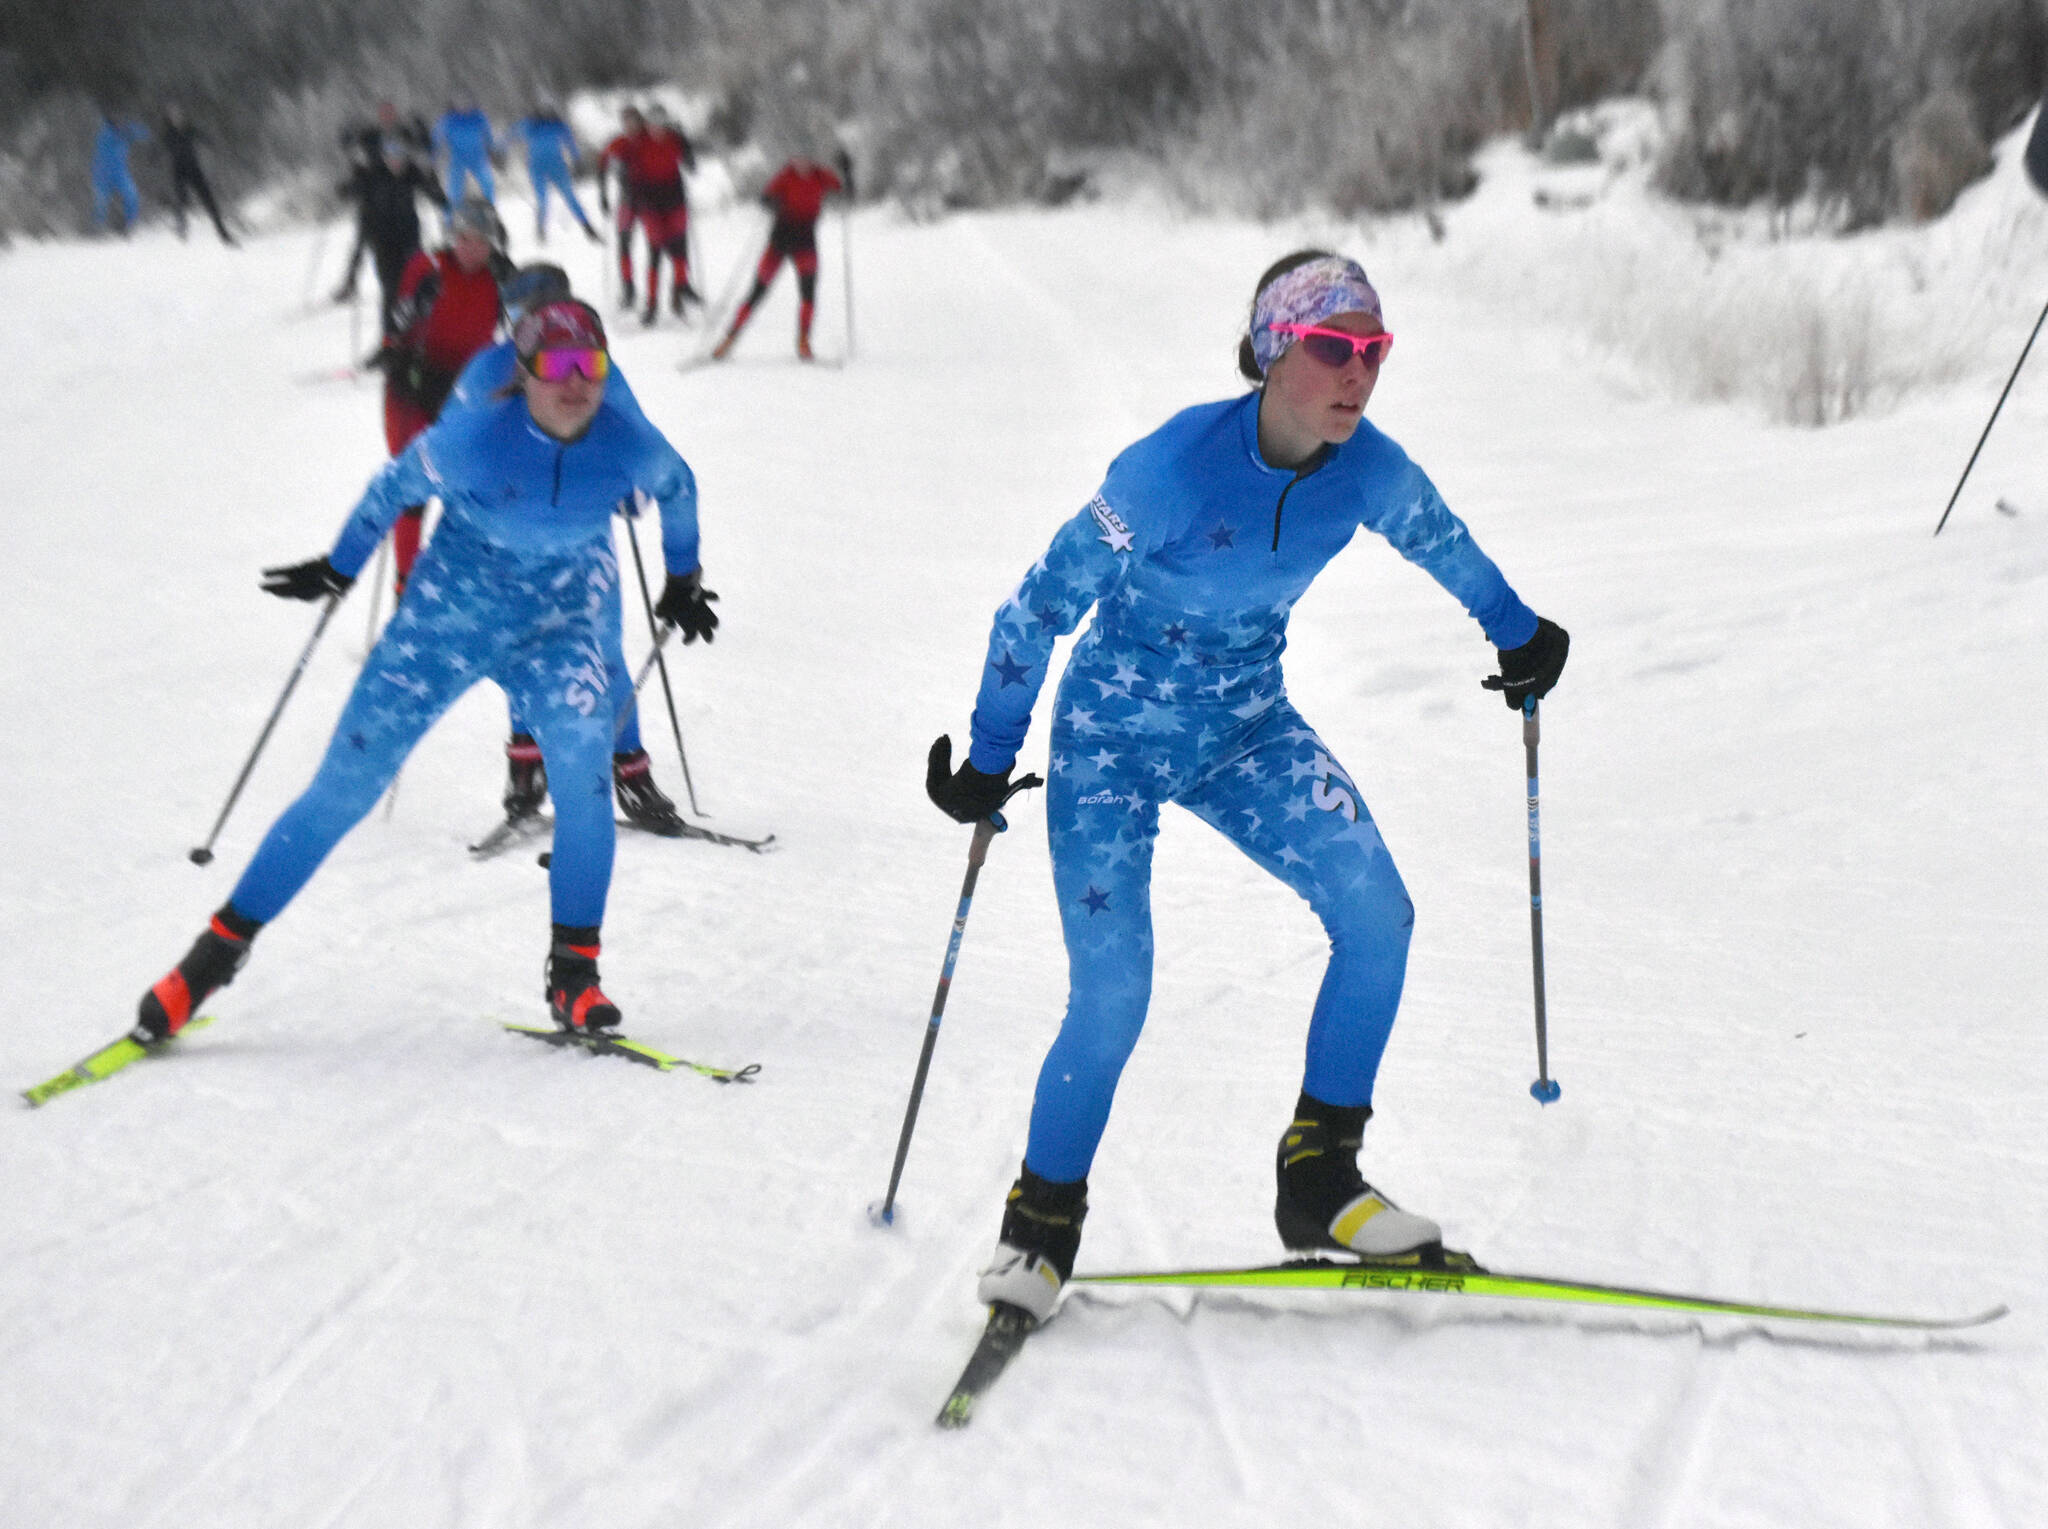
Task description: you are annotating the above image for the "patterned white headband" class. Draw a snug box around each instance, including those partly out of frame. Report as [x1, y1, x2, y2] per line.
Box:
[1249, 256, 1383, 374]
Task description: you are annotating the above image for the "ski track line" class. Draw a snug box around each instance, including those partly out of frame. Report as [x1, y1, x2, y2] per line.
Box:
[1122, 1186, 1261, 1500]
[134, 1253, 417, 1529]
[1623, 1345, 1731, 1529]
[685, 1222, 997, 1528]
[1874, 1355, 2009, 1529]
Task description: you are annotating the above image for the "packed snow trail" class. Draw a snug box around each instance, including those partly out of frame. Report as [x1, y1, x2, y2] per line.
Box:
[1, 165, 2045, 1527]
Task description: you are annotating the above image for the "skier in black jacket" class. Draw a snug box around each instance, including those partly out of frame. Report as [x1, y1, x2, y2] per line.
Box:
[334, 103, 433, 305]
[336, 135, 447, 336]
[161, 104, 235, 246]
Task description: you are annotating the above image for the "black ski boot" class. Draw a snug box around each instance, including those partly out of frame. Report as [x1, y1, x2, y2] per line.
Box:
[976, 1166, 1088, 1323]
[134, 904, 263, 1042]
[545, 925, 622, 1034]
[614, 749, 685, 833]
[1274, 1091, 1442, 1259]
[504, 732, 548, 820]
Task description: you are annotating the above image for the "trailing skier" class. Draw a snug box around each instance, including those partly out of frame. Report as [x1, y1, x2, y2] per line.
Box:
[371, 197, 512, 596]
[515, 101, 600, 244]
[926, 252, 1570, 1325]
[334, 104, 434, 309]
[90, 110, 150, 235]
[133, 299, 714, 1043]
[434, 96, 498, 206]
[449, 264, 714, 835]
[599, 104, 699, 326]
[159, 103, 236, 245]
[711, 152, 850, 362]
[335, 131, 446, 335]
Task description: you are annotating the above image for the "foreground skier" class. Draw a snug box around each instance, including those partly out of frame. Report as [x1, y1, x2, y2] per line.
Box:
[927, 251, 1569, 1322]
[135, 299, 713, 1041]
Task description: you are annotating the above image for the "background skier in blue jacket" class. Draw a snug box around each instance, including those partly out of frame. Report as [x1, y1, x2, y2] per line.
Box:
[133, 299, 720, 1044]
[927, 251, 1570, 1322]
[515, 104, 600, 244]
[90, 111, 150, 233]
[435, 98, 498, 206]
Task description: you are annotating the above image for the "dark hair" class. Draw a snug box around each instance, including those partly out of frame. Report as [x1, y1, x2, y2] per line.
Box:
[1236, 248, 1337, 384]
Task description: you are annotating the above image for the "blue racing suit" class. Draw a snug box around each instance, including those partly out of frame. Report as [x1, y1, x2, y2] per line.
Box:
[966, 392, 1540, 1182]
[230, 389, 700, 930]
[91, 119, 148, 229]
[450, 341, 654, 753]
[436, 109, 497, 205]
[517, 116, 591, 236]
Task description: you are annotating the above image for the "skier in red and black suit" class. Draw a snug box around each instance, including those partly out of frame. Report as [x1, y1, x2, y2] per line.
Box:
[372, 197, 512, 595]
[599, 104, 699, 325]
[711, 152, 849, 362]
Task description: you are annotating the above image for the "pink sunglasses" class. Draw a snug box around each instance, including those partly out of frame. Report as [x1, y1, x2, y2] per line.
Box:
[1271, 322, 1394, 368]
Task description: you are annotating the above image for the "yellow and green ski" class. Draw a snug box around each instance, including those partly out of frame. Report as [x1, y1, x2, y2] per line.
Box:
[1073, 1257, 2007, 1331]
[502, 1023, 760, 1083]
[22, 1015, 218, 1108]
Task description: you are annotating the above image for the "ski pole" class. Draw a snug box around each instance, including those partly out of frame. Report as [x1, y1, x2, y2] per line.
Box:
[361, 536, 390, 654]
[301, 217, 332, 313]
[708, 212, 767, 326]
[620, 509, 701, 816]
[871, 777, 1043, 1228]
[1933, 292, 2048, 536]
[616, 625, 674, 740]
[1520, 696, 1560, 1103]
[840, 200, 856, 362]
[189, 593, 342, 865]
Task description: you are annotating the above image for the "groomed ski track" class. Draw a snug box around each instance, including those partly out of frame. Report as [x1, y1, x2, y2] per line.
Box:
[3, 140, 2047, 1526]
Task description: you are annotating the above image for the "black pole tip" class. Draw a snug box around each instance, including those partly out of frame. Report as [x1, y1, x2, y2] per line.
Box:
[188, 847, 214, 865]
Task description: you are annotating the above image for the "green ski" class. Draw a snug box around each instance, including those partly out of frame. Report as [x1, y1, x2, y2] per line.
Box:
[1072, 1257, 2007, 1331]
[502, 1023, 760, 1083]
[23, 1015, 218, 1108]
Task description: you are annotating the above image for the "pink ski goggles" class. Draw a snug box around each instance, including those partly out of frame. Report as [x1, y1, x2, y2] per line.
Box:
[523, 347, 610, 383]
[1268, 323, 1394, 369]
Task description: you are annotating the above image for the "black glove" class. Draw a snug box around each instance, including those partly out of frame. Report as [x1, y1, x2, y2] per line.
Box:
[1482, 616, 1569, 709]
[925, 735, 1043, 825]
[654, 570, 719, 644]
[260, 557, 353, 602]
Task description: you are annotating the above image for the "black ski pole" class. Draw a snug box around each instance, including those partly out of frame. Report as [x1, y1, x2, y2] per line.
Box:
[1934, 293, 2048, 537]
[620, 509, 701, 816]
[616, 625, 674, 741]
[1520, 696, 1560, 1103]
[189, 593, 342, 865]
[871, 777, 1042, 1229]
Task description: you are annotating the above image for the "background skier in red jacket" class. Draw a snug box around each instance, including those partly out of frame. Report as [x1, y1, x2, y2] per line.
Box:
[599, 105, 699, 325]
[712, 152, 849, 362]
[374, 197, 512, 593]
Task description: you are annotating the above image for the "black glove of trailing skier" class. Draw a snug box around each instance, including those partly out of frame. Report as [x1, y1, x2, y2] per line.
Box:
[259, 557, 353, 602]
[925, 735, 1044, 825]
[1482, 616, 1570, 708]
[654, 570, 719, 643]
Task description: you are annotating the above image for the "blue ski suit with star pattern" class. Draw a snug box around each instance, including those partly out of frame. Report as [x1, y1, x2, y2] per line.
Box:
[967, 392, 1540, 1183]
[228, 388, 699, 931]
[451, 341, 653, 755]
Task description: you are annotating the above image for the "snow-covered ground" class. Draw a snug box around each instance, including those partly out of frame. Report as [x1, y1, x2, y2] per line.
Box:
[3, 137, 2045, 1527]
